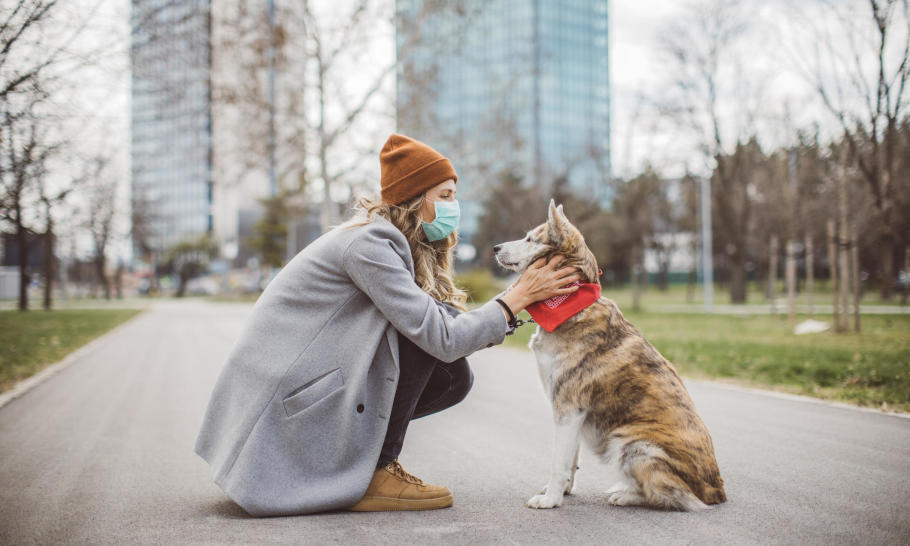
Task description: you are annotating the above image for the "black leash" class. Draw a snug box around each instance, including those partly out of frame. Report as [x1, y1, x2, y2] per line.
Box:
[495, 297, 536, 335]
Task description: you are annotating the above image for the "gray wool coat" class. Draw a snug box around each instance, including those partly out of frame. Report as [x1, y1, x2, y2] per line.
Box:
[194, 215, 510, 517]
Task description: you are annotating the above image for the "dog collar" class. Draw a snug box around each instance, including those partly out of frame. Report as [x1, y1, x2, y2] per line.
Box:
[525, 281, 601, 332]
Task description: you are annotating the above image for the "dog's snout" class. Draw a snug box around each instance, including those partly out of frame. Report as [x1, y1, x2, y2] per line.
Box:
[493, 245, 502, 253]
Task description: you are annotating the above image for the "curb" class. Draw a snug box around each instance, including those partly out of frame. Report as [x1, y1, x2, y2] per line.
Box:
[493, 345, 910, 420]
[0, 310, 148, 411]
[687, 379, 910, 420]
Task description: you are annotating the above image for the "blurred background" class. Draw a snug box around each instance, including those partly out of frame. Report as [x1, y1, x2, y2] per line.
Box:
[1, 0, 909, 409]
[1, 0, 909, 308]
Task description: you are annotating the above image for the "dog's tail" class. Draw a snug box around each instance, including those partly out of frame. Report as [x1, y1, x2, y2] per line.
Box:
[629, 457, 710, 512]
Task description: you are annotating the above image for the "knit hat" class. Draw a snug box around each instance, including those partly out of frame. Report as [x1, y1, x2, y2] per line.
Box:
[380, 134, 457, 205]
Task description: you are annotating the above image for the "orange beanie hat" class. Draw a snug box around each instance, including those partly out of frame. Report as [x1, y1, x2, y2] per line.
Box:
[380, 134, 457, 205]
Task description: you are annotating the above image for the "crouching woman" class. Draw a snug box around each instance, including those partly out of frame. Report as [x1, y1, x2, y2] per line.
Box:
[194, 134, 579, 516]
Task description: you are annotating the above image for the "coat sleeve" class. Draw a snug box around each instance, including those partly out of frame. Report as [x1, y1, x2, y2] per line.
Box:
[342, 228, 510, 363]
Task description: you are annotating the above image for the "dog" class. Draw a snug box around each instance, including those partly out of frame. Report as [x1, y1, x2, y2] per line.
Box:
[494, 199, 726, 511]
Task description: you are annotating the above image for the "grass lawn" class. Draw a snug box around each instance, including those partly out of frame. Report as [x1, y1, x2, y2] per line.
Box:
[586, 281, 905, 309]
[0, 309, 144, 393]
[502, 310, 910, 413]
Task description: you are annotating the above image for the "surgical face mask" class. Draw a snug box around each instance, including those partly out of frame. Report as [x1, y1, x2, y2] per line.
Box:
[421, 198, 460, 242]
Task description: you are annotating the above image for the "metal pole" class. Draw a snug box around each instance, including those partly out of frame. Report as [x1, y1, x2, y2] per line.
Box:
[268, 0, 277, 197]
[827, 220, 839, 328]
[768, 235, 778, 313]
[700, 176, 713, 312]
[786, 239, 796, 321]
[850, 224, 860, 332]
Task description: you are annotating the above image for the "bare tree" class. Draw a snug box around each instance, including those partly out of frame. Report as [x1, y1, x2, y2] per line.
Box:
[0, 1, 61, 311]
[0, 1, 59, 101]
[82, 158, 116, 299]
[212, 0, 486, 235]
[0, 108, 58, 310]
[129, 183, 161, 291]
[37, 172, 73, 310]
[1, 0, 125, 308]
[611, 168, 673, 306]
[659, 0, 769, 303]
[786, 0, 910, 299]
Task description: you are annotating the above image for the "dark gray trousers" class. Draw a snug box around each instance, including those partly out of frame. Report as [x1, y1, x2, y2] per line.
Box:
[378, 301, 474, 467]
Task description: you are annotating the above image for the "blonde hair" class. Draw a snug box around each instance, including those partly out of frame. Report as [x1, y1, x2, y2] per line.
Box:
[335, 192, 468, 312]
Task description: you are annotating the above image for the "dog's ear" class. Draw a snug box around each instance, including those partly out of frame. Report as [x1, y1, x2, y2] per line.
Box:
[556, 204, 566, 221]
[548, 200, 567, 245]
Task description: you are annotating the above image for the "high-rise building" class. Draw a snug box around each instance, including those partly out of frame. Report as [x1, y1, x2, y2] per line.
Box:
[396, 0, 611, 240]
[130, 0, 299, 267]
[130, 0, 214, 258]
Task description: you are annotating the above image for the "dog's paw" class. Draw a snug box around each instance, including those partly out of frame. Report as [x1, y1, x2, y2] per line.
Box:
[606, 489, 644, 507]
[526, 493, 563, 509]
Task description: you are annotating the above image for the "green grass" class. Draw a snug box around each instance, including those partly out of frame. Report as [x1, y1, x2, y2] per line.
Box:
[600, 281, 906, 308]
[456, 271, 908, 310]
[502, 311, 910, 412]
[0, 309, 144, 393]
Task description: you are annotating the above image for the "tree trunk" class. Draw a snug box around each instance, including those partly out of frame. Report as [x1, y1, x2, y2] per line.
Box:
[768, 235, 778, 311]
[657, 252, 669, 292]
[786, 240, 796, 321]
[177, 274, 187, 298]
[631, 247, 642, 311]
[16, 210, 29, 311]
[686, 267, 696, 303]
[851, 224, 860, 333]
[838, 220, 850, 332]
[43, 225, 53, 310]
[115, 263, 123, 299]
[827, 220, 839, 328]
[730, 247, 747, 303]
[94, 256, 109, 300]
[901, 247, 909, 306]
[879, 234, 894, 301]
[805, 235, 814, 317]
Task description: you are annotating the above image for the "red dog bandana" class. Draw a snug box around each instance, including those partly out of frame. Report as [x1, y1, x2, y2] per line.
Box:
[526, 281, 601, 332]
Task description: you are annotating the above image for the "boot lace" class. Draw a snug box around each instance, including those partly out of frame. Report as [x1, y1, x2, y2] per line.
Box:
[386, 460, 424, 485]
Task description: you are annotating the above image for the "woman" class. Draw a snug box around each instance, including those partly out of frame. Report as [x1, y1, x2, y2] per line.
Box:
[194, 134, 581, 516]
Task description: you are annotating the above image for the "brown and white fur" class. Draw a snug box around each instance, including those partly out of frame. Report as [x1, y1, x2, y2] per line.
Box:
[494, 200, 726, 511]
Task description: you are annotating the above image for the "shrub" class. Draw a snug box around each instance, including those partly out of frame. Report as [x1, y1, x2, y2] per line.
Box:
[455, 268, 507, 305]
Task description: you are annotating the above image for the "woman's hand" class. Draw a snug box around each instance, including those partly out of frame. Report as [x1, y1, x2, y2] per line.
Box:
[497, 255, 581, 317]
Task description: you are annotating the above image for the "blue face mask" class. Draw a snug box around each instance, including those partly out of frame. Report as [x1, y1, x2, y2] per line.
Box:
[421, 199, 460, 242]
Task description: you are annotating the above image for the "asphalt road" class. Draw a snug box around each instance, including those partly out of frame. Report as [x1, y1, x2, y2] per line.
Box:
[1, 300, 908, 545]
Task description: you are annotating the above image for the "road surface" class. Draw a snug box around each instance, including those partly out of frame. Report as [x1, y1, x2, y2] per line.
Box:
[1, 300, 908, 544]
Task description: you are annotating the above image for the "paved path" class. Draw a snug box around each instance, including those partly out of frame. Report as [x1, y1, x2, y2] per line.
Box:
[1, 300, 908, 545]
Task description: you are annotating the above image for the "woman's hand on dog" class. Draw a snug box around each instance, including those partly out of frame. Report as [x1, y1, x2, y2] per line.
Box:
[500, 255, 581, 313]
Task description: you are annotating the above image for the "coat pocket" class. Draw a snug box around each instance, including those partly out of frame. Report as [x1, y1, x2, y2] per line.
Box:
[282, 368, 344, 418]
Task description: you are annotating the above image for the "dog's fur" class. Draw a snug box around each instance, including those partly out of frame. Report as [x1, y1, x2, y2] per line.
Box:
[495, 200, 726, 511]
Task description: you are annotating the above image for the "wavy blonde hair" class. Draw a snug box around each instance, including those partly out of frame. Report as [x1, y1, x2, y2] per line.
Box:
[335, 192, 468, 312]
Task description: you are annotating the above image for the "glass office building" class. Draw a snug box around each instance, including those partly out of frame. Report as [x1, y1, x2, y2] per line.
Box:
[130, 0, 213, 257]
[396, 0, 611, 239]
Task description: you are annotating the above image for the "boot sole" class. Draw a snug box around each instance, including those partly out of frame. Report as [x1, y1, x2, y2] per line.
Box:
[347, 494, 454, 512]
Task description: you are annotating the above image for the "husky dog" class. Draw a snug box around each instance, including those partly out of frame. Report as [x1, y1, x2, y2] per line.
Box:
[494, 200, 726, 511]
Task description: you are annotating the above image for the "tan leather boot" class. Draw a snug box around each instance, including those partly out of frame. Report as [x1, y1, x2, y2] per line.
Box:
[347, 460, 453, 511]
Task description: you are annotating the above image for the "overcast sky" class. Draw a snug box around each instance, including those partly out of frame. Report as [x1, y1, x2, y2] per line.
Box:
[58, 0, 898, 260]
